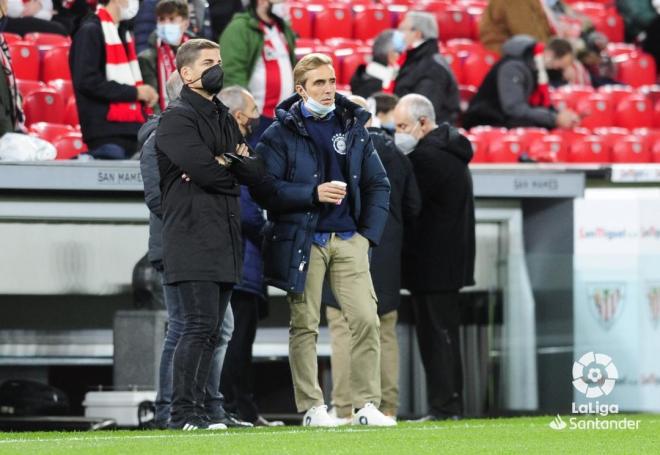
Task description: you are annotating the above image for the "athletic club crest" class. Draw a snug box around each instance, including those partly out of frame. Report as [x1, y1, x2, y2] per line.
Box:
[333, 133, 347, 155]
[587, 284, 625, 330]
[647, 285, 660, 329]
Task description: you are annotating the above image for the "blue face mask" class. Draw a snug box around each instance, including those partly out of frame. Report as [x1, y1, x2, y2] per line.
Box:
[302, 90, 335, 117]
[392, 30, 406, 54]
[157, 23, 184, 46]
[382, 121, 396, 134]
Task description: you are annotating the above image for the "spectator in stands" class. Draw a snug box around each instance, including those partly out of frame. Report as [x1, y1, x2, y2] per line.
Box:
[367, 92, 399, 136]
[52, 0, 91, 35]
[138, 0, 193, 114]
[463, 35, 580, 130]
[4, 0, 68, 35]
[393, 93, 475, 422]
[396, 11, 460, 125]
[139, 72, 246, 430]
[616, 0, 658, 42]
[135, 0, 207, 53]
[543, 0, 593, 39]
[251, 53, 392, 427]
[325, 94, 421, 423]
[155, 38, 261, 431]
[217, 85, 284, 428]
[545, 37, 591, 87]
[219, 0, 296, 148]
[0, 0, 25, 137]
[350, 29, 405, 99]
[70, 0, 159, 159]
[576, 31, 619, 87]
[479, 0, 553, 54]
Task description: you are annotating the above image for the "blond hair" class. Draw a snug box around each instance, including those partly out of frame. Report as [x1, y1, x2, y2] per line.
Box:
[293, 53, 334, 88]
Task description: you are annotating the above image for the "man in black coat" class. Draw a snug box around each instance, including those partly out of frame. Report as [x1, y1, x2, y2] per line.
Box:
[393, 93, 476, 421]
[155, 38, 254, 431]
[325, 94, 421, 421]
[350, 29, 405, 99]
[395, 11, 460, 125]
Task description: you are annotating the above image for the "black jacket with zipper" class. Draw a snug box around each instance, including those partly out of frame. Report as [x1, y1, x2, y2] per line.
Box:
[395, 39, 460, 125]
[155, 85, 244, 285]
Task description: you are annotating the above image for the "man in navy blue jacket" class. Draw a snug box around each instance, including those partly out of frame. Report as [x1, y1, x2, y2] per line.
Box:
[252, 53, 392, 427]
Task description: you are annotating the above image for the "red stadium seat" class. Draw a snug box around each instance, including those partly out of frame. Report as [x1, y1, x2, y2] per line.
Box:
[47, 79, 74, 104]
[465, 133, 487, 163]
[315, 4, 353, 41]
[487, 134, 522, 163]
[15, 79, 46, 98]
[576, 93, 613, 129]
[469, 125, 507, 143]
[552, 127, 590, 144]
[656, 100, 660, 128]
[8, 41, 39, 81]
[550, 90, 571, 112]
[22, 89, 65, 126]
[1, 33, 22, 45]
[341, 52, 369, 86]
[639, 85, 660, 106]
[466, 6, 484, 41]
[615, 53, 657, 88]
[513, 127, 548, 150]
[607, 42, 637, 58]
[590, 9, 625, 43]
[64, 97, 79, 127]
[461, 50, 498, 87]
[614, 94, 655, 129]
[385, 4, 409, 28]
[568, 135, 611, 163]
[598, 85, 634, 106]
[53, 132, 88, 160]
[41, 46, 71, 82]
[353, 5, 391, 41]
[558, 85, 595, 109]
[458, 85, 477, 111]
[528, 135, 567, 162]
[633, 128, 660, 152]
[611, 136, 651, 163]
[23, 32, 71, 49]
[436, 6, 473, 41]
[289, 3, 314, 39]
[28, 122, 75, 143]
[596, 128, 629, 156]
[445, 38, 483, 56]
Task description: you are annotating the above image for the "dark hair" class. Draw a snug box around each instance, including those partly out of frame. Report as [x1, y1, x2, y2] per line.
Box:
[372, 92, 399, 114]
[372, 30, 395, 66]
[97, 0, 111, 5]
[547, 38, 573, 58]
[156, 0, 189, 19]
[176, 39, 220, 71]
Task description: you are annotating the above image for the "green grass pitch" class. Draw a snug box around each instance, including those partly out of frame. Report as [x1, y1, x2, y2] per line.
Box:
[0, 415, 658, 454]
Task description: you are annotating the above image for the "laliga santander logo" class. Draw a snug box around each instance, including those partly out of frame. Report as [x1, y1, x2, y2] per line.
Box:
[572, 352, 618, 398]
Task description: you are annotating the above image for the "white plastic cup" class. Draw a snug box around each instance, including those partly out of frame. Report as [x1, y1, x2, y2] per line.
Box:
[330, 180, 347, 205]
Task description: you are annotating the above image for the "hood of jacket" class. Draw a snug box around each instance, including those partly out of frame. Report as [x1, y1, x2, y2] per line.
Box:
[418, 124, 473, 164]
[138, 116, 160, 149]
[501, 34, 537, 60]
[274, 92, 371, 136]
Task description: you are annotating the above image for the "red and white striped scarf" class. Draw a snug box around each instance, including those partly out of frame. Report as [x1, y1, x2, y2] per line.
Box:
[97, 7, 146, 123]
[529, 42, 551, 108]
[156, 35, 187, 111]
[0, 36, 25, 132]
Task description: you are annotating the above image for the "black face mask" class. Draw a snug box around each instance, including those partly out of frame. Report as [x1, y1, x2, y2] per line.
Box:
[189, 64, 224, 95]
[245, 116, 260, 136]
[546, 68, 564, 82]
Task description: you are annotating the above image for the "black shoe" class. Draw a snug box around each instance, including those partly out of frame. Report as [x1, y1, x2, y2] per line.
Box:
[205, 412, 253, 428]
[141, 419, 168, 430]
[254, 415, 285, 427]
[169, 415, 227, 431]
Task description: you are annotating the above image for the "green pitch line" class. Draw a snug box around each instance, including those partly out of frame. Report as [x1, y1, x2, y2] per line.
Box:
[0, 415, 658, 455]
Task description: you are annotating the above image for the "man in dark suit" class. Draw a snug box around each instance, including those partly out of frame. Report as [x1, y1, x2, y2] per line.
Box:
[394, 93, 476, 421]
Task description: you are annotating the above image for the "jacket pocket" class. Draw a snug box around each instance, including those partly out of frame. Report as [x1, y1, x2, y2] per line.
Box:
[263, 223, 297, 287]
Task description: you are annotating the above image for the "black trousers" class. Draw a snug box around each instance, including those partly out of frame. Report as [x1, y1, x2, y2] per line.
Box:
[171, 281, 232, 422]
[220, 290, 260, 422]
[412, 291, 463, 417]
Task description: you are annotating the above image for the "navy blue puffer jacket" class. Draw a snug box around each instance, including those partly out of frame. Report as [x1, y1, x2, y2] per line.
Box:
[252, 93, 390, 294]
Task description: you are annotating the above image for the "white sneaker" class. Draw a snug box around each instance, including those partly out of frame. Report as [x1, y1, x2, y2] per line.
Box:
[352, 403, 397, 427]
[328, 406, 352, 426]
[302, 405, 338, 427]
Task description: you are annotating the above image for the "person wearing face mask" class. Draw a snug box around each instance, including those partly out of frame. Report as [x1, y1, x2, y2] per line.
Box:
[395, 12, 460, 125]
[393, 94, 475, 422]
[250, 53, 392, 428]
[324, 95, 420, 423]
[0, 0, 25, 138]
[367, 92, 399, 137]
[219, 0, 296, 148]
[350, 29, 405, 99]
[155, 38, 258, 431]
[70, 0, 159, 159]
[138, 0, 194, 114]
